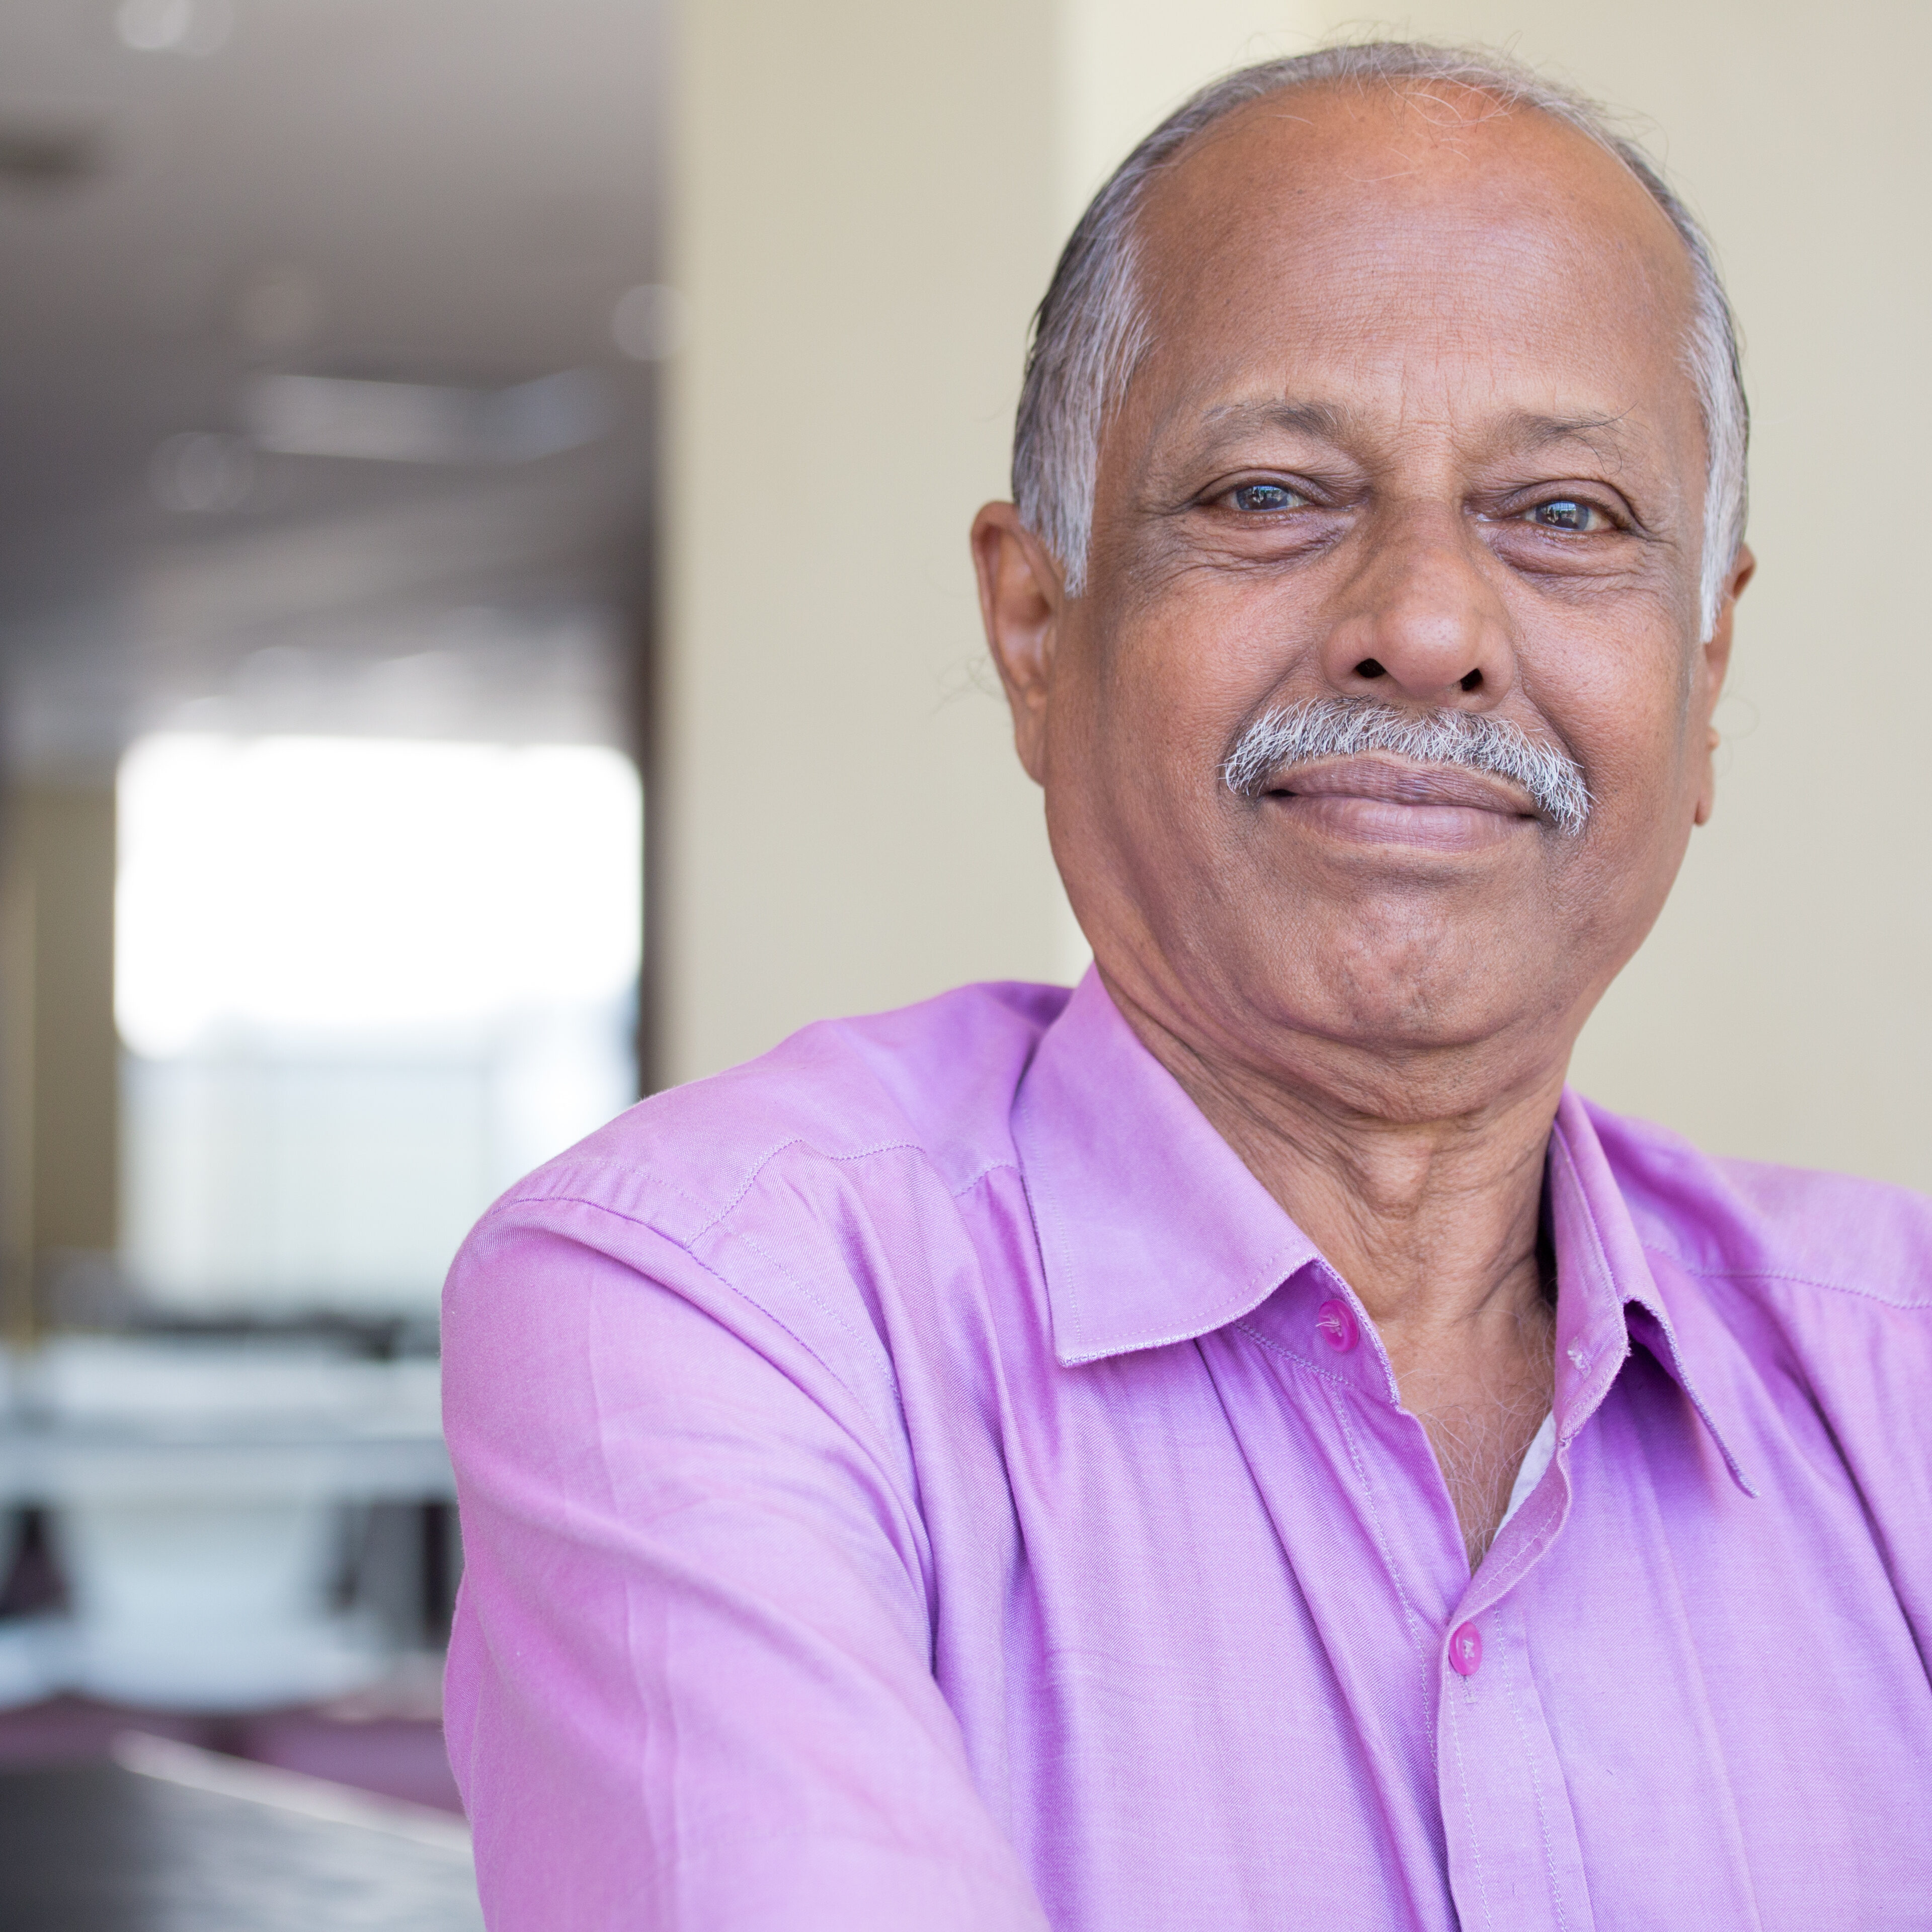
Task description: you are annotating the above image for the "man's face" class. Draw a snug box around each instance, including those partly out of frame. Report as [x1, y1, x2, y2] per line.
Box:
[983, 86, 1748, 1096]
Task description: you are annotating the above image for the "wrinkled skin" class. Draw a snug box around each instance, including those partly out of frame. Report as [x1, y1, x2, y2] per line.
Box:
[973, 83, 1753, 1565]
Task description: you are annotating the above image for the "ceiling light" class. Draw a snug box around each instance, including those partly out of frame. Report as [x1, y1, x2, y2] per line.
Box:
[242, 370, 612, 465]
[117, 0, 233, 56]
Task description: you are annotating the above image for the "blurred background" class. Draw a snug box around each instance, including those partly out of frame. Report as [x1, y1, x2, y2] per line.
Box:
[0, 2, 655, 1920]
[0, 0, 1924, 1921]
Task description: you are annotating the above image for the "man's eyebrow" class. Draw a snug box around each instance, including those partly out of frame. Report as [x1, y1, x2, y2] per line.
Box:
[1510, 410, 1639, 457]
[1184, 399, 1647, 463]
[1194, 398, 1350, 441]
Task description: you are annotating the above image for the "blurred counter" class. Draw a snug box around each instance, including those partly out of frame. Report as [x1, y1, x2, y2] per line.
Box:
[0, 1341, 454, 1711]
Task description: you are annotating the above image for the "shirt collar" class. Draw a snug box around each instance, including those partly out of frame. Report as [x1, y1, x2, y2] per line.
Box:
[1013, 969, 1754, 1495]
[1012, 968, 1318, 1365]
[1546, 1090, 1757, 1497]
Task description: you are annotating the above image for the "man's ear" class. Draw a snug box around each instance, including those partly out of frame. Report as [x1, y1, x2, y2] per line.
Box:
[1694, 542, 1754, 828]
[971, 503, 1065, 786]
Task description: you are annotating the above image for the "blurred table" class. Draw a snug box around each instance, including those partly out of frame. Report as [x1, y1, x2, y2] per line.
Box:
[0, 1758, 482, 1930]
[0, 1408, 457, 1709]
[0, 1425, 456, 1504]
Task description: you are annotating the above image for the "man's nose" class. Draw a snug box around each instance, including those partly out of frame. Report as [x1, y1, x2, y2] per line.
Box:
[1317, 506, 1515, 705]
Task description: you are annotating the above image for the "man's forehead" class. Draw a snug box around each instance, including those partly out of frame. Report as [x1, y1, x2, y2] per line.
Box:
[1145, 80, 1682, 237]
[1120, 84, 1702, 461]
[1134, 82, 1696, 331]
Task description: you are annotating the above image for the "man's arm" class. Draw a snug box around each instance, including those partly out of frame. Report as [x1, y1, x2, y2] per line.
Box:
[441, 1206, 1050, 1931]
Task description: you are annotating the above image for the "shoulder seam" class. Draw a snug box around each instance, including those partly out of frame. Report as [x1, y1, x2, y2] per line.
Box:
[469, 1188, 922, 1498]
[1643, 1246, 1932, 1311]
[686, 1137, 934, 1241]
[499, 1136, 962, 1243]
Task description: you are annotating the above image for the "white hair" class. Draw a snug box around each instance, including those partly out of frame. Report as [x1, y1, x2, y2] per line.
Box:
[1012, 42, 1749, 639]
[1222, 695, 1593, 834]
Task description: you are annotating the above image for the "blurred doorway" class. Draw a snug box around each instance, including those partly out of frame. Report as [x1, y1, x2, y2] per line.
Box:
[0, 0, 665, 1877]
[116, 657, 641, 1326]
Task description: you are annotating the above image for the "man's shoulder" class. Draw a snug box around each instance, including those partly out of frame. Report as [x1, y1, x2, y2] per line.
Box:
[1587, 1096, 1932, 1312]
[494, 978, 1071, 1243]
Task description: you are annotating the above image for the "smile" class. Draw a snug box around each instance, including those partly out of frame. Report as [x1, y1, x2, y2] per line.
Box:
[1260, 754, 1543, 853]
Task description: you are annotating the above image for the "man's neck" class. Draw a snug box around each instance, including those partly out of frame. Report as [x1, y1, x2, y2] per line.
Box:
[1104, 973, 1566, 1568]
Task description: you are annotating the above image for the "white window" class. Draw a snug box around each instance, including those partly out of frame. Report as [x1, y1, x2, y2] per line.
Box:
[116, 733, 641, 1317]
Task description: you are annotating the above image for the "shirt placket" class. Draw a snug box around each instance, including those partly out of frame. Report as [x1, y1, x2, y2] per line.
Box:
[1432, 1468, 1595, 1932]
[1421, 1121, 1706, 1932]
[1350, 1297, 1594, 1932]
[1243, 1243, 1613, 1932]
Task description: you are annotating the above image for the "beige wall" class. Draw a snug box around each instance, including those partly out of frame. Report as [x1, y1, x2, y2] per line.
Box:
[667, 2, 1932, 1193]
[661, 0, 1067, 1086]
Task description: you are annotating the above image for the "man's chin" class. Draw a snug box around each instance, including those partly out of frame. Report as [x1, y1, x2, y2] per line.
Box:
[1215, 923, 1579, 1068]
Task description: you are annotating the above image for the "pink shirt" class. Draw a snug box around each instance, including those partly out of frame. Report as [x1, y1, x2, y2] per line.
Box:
[443, 971, 1932, 1929]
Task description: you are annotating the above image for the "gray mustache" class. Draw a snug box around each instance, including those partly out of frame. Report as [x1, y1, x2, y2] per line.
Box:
[1221, 696, 1591, 836]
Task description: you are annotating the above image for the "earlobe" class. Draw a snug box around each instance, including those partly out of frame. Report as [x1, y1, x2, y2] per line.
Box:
[1692, 543, 1752, 828]
[971, 503, 1066, 786]
[1694, 725, 1719, 827]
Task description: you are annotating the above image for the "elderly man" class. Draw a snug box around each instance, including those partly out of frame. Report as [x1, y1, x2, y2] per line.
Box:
[443, 42, 1932, 1930]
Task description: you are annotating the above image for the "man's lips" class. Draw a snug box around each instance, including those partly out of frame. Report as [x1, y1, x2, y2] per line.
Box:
[1257, 754, 1541, 852]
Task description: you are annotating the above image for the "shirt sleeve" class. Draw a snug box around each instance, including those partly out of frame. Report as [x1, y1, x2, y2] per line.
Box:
[440, 1205, 1051, 1932]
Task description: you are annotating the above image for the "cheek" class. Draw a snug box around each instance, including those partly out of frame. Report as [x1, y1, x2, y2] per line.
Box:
[1049, 596, 1268, 899]
[1084, 568, 1315, 760]
[1532, 602, 1703, 802]
[1544, 660, 1706, 942]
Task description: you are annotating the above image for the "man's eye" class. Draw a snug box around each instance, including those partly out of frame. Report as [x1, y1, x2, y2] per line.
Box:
[1525, 499, 1609, 532]
[1228, 482, 1306, 513]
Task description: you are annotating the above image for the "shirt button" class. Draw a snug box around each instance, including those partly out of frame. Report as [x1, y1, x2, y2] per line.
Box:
[1449, 1622, 1483, 1677]
[1315, 1299, 1358, 1352]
